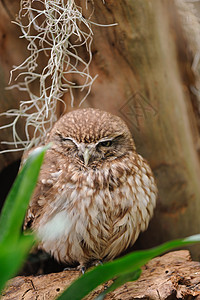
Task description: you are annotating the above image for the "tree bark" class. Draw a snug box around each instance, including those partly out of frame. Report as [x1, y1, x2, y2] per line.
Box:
[0, 0, 23, 167]
[0, 1, 200, 256]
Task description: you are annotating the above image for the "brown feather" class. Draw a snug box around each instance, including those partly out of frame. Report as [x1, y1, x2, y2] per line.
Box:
[24, 108, 157, 267]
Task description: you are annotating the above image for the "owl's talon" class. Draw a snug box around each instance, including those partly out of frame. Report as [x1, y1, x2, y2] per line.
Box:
[63, 266, 78, 271]
[64, 265, 86, 274]
[97, 260, 103, 266]
[77, 264, 86, 274]
[93, 259, 103, 267]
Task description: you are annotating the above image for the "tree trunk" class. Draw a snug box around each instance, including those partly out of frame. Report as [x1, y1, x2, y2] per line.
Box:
[70, 0, 200, 258]
[0, 0, 200, 257]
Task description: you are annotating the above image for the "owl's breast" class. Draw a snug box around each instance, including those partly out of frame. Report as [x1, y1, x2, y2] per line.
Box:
[35, 155, 157, 263]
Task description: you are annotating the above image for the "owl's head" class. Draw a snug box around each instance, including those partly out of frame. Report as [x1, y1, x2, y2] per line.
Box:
[47, 108, 136, 167]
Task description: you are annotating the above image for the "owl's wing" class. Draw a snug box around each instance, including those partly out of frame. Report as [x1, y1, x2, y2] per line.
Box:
[20, 147, 41, 230]
[23, 168, 54, 230]
[23, 148, 62, 230]
[23, 188, 43, 230]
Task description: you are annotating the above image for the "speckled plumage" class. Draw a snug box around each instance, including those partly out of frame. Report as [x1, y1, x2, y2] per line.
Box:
[24, 108, 157, 268]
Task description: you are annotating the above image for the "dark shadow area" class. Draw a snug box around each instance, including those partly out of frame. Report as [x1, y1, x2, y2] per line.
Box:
[0, 160, 20, 210]
[19, 251, 66, 276]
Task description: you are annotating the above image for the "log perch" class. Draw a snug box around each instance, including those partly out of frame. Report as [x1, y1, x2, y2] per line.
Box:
[2, 250, 200, 300]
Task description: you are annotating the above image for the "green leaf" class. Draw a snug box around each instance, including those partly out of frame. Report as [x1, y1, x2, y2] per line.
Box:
[57, 234, 200, 300]
[0, 145, 49, 293]
[0, 145, 49, 243]
[95, 269, 142, 300]
[0, 234, 34, 292]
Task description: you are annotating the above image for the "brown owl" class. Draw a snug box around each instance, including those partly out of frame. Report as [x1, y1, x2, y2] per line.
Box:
[24, 108, 157, 270]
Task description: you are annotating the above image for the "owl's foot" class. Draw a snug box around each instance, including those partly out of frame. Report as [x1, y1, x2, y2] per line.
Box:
[77, 260, 103, 273]
[64, 262, 101, 274]
[63, 266, 77, 272]
[77, 264, 86, 274]
[90, 259, 103, 267]
[64, 264, 86, 274]
[71, 260, 103, 274]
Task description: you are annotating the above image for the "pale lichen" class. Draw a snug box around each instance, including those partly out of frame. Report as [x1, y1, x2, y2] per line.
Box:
[0, 0, 117, 153]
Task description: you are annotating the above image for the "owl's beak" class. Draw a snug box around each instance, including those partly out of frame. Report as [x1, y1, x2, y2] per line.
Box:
[83, 148, 90, 166]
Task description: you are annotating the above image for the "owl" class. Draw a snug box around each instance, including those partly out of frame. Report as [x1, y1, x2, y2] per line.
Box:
[24, 108, 157, 270]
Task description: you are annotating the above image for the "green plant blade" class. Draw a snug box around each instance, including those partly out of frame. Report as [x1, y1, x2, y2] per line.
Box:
[0, 145, 48, 243]
[57, 234, 200, 300]
[0, 234, 34, 292]
[95, 269, 142, 300]
[0, 145, 49, 293]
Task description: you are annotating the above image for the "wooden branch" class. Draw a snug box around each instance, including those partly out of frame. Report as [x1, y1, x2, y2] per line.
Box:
[2, 250, 200, 300]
